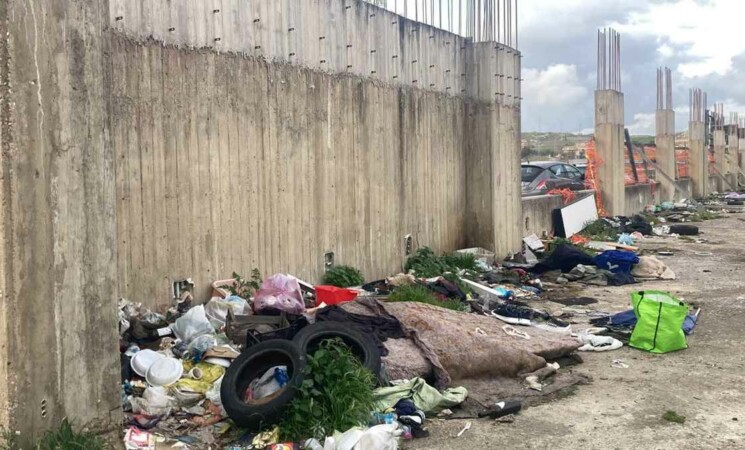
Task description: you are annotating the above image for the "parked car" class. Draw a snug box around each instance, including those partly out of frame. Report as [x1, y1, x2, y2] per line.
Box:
[521, 161, 586, 196]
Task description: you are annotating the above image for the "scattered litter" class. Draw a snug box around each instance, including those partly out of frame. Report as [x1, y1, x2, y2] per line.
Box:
[437, 409, 453, 418]
[524, 376, 542, 391]
[456, 421, 472, 437]
[611, 359, 629, 369]
[502, 325, 531, 340]
[577, 334, 623, 352]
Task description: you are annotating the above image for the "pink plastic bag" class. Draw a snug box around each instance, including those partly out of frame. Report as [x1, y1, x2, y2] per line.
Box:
[253, 274, 305, 314]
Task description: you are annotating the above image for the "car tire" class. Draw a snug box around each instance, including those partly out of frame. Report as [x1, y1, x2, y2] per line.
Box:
[293, 321, 382, 381]
[221, 340, 306, 430]
[669, 224, 699, 236]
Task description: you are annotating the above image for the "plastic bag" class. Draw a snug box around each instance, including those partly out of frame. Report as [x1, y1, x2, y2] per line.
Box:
[253, 274, 305, 314]
[629, 291, 688, 354]
[206, 376, 226, 415]
[205, 296, 250, 329]
[248, 366, 288, 400]
[130, 387, 175, 416]
[172, 305, 215, 343]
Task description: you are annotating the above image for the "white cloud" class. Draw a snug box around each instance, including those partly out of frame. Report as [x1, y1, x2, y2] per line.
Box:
[613, 0, 745, 78]
[523, 64, 589, 107]
[627, 112, 656, 135]
[658, 43, 674, 58]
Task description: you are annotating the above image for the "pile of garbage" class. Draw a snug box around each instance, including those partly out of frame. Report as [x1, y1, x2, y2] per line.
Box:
[120, 216, 715, 448]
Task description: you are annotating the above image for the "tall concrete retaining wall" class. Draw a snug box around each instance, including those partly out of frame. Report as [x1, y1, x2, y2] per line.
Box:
[0, 0, 522, 438]
[110, 1, 522, 306]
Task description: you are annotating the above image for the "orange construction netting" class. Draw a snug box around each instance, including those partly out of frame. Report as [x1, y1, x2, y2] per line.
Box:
[676, 148, 690, 178]
[547, 188, 577, 205]
[584, 138, 608, 217]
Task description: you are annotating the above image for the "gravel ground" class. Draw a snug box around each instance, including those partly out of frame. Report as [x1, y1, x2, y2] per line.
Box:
[408, 215, 745, 450]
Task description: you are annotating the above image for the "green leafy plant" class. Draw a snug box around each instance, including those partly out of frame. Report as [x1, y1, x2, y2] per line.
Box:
[578, 219, 618, 241]
[227, 269, 262, 299]
[404, 247, 480, 278]
[322, 265, 364, 288]
[387, 284, 467, 312]
[662, 410, 686, 424]
[280, 339, 376, 441]
[440, 252, 478, 271]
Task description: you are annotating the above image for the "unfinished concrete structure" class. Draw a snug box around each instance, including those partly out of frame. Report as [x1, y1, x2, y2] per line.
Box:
[594, 28, 625, 216]
[726, 115, 739, 187]
[689, 89, 708, 198]
[712, 104, 727, 192]
[0, 0, 522, 439]
[655, 67, 675, 202]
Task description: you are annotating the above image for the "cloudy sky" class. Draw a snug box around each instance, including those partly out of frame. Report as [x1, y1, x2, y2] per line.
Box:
[520, 0, 745, 134]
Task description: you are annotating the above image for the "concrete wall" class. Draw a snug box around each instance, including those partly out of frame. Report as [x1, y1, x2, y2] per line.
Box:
[109, 0, 472, 96]
[0, 0, 522, 437]
[111, 34, 485, 304]
[521, 194, 565, 238]
[0, 0, 121, 441]
[109, 3, 522, 306]
[624, 183, 660, 216]
[676, 178, 693, 199]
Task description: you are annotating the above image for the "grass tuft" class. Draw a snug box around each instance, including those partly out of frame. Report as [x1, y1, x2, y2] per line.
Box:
[663, 410, 686, 424]
[387, 284, 467, 312]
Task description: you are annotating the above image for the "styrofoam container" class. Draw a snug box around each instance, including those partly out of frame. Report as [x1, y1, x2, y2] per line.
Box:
[130, 349, 166, 377]
[146, 357, 184, 387]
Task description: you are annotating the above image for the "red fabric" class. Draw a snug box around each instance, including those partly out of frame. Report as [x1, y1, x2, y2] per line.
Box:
[315, 285, 358, 306]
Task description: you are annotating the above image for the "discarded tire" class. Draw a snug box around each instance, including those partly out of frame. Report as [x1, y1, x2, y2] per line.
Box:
[669, 224, 699, 236]
[293, 321, 382, 380]
[221, 339, 306, 430]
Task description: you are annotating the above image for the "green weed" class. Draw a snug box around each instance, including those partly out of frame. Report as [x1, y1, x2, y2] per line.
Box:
[322, 265, 365, 288]
[387, 284, 467, 312]
[227, 269, 262, 299]
[663, 410, 686, 424]
[280, 339, 376, 441]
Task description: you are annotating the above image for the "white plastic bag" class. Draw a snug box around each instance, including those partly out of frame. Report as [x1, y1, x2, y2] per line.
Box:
[204, 296, 249, 329]
[355, 424, 401, 450]
[172, 305, 215, 343]
[130, 387, 176, 416]
[254, 274, 305, 314]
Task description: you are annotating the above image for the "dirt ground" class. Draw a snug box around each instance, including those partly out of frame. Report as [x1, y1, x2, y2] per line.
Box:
[409, 215, 745, 450]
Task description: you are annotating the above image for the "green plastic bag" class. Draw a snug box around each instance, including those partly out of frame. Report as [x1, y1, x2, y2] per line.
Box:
[629, 291, 688, 354]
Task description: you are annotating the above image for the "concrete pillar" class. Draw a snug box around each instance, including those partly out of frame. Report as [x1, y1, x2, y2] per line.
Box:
[738, 129, 745, 186]
[464, 42, 522, 257]
[1, 0, 120, 442]
[689, 121, 708, 198]
[655, 109, 676, 201]
[740, 128, 745, 171]
[727, 124, 738, 187]
[595, 90, 626, 216]
[714, 129, 726, 191]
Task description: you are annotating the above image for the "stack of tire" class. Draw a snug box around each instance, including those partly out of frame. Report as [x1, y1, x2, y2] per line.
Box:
[221, 322, 381, 430]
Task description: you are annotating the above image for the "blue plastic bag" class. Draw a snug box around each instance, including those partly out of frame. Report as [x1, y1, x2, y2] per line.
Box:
[594, 250, 639, 274]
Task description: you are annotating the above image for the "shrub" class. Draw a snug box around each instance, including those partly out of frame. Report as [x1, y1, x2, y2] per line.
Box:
[227, 269, 262, 299]
[322, 265, 364, 288]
